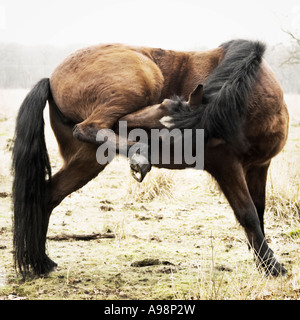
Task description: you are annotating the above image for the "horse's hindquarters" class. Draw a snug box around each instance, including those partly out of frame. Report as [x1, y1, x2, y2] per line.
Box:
[50, 44, 164, 124]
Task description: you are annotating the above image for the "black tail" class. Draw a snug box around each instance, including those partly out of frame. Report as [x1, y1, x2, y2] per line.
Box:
[12, 78, 55, 277]
[167, 39, 266, 144]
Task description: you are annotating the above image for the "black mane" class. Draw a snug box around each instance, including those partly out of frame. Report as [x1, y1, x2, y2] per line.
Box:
[167, 39, 266, 145]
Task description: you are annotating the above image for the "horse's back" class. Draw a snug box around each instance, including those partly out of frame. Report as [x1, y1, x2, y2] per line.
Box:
[50, 44, 164, 122]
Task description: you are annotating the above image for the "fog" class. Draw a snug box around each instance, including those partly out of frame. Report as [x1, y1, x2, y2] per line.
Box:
[0, 0, 299, 92]
[1, 0, 300, 48]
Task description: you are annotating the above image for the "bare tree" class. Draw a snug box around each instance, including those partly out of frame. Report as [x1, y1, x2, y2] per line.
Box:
[281, 29, 300, 65]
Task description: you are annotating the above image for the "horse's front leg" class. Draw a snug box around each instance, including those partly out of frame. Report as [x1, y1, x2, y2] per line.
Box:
[205, 151, 286, 276]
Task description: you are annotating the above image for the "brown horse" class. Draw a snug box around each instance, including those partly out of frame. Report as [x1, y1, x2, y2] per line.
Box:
[12, 40, 289, 278]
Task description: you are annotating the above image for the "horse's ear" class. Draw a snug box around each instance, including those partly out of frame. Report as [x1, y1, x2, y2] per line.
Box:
[188, 84, 203, 106]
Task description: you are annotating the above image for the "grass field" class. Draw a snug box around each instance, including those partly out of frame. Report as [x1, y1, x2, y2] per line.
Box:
[0, 90, 299, 300]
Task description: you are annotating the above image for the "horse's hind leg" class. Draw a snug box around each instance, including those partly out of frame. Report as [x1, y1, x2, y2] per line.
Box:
[48, 144, 106, 212]
[206, 154, 286, 276]
[245, 162, 271, 236]
[41, 101, 107, 273]
[48, 99, 108, 211]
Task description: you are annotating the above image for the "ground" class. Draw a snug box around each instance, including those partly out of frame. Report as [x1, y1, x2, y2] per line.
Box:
[0, 90, 299, 300]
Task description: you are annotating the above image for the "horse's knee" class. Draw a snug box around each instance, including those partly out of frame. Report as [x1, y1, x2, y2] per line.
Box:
[237, 208, 261, 231]
[73, 123, 92, 139]
[73, 123, 99, 144]
[72, 124, 82, 140]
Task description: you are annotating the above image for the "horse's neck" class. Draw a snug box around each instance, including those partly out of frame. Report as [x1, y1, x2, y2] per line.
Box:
[146, 48, 189, 99]
[182, 47, 224, 97]
[148, 47, 224, 99]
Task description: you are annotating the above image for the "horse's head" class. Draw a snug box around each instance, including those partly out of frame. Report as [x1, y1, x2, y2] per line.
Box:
[159, 84, 224, 147]
[187, 84, 203, 109]
[159, 84, 203, 128]
[160, 84, 204, 113]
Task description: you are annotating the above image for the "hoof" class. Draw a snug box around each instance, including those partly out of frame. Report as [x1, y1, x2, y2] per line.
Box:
[38, 256, 58, 277]
[257, 255, 287, 277]
[266, 261, 287, 277]
[20, 256, 58, 279]
[130, 154, 151, 183]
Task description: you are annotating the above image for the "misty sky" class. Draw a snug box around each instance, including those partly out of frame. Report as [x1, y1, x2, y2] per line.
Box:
[0, 0, 299, 50]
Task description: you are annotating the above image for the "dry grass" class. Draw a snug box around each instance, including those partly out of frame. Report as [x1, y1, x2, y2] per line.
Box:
[266, 96, 300, 225]
[127, 168, 175, 201]
[267, 157, 300, 223]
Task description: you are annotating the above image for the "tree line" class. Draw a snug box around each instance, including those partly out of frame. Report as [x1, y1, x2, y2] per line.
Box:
[0, 43, 81, 88]
[0, 41, 299, 93]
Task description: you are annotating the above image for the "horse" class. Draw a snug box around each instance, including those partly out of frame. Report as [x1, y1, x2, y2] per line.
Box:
[12, 39, 289, 278]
